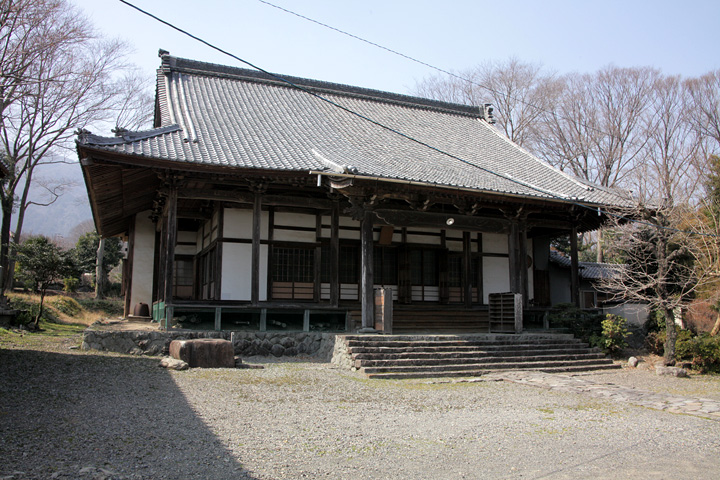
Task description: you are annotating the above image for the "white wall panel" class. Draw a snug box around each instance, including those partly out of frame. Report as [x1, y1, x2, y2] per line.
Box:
[483, 257, 510, 303]
[130, 212, 155, 310]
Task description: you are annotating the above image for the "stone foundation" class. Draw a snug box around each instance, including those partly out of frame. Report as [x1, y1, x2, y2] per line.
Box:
[82, 329, 338, 361]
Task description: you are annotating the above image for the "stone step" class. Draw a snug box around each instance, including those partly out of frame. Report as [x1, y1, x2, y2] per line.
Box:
[365, 363, 621, 380]
[354, 352, 608, 368]
[347, 343, 591, 355]
[342, 334, 576, 342]
[360, 358, 617, 375]
[351, 347, 602, 361]
[347, 339, 587, 348]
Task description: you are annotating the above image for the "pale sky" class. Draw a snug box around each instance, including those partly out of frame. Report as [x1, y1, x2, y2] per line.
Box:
[72, 0, 720, 97]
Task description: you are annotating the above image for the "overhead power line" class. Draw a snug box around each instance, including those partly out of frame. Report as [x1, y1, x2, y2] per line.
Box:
[117, 0, 718, 238]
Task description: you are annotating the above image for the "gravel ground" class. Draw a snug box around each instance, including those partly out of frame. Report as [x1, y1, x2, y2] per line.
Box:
[1, 334, 719, 480]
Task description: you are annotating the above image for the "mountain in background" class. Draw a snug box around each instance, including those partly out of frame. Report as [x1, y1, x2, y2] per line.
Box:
[20, 160, 93, 243]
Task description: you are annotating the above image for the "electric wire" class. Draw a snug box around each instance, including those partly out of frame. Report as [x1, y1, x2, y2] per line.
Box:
[257, 0, 639, 153]
[117, 0, 718, 238]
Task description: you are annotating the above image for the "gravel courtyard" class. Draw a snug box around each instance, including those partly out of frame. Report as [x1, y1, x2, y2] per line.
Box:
[1, 336, 719, 480]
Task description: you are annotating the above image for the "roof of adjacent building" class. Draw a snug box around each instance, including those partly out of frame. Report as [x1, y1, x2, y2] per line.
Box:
[549, 250, 621, 280]
[77, 53, 634, 207]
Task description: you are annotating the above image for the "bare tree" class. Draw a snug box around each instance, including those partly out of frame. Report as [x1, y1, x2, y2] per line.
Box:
[536, 66, 660, 261]
[0, 0, 148, 297]
[686, 70, 720, 153]
[633, 75, 702, 204]
[599, 203, 713, 364]
[413, 58, 560, 148]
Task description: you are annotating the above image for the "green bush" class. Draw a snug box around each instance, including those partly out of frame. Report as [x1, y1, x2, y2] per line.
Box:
[63, 277, 79, 293]
[596, 314, 631, 355]
[649, 329, 720, 373]
[679, 334, 720, 374]
[547, 303, 604, 344]
[645, 330, 665, 355]
[48, 296, 82, 317]
[77, 298, 124, 316]
[10, 297, 59, 326]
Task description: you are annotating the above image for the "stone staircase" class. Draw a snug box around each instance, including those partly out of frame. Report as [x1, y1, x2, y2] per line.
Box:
[342, 334, 620, 379]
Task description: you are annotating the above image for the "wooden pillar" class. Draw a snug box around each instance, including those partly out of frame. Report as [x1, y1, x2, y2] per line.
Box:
[508, 217, 528, 301]
[330, 200, 340, 307]
[570, 224, 580, 307]
[123, 218, 136, 318]
[360, 209, 375, 331]
[508, 220, 521, 294]
[162, 186, 177, 307]
[251, 190, 262, 305]
[463, 231, 472, 307]
[518, 220, 528, 307]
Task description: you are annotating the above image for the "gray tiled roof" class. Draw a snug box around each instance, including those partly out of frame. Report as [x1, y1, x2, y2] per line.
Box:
[77, 55, 633, 207]
[549, 251, 621, 279]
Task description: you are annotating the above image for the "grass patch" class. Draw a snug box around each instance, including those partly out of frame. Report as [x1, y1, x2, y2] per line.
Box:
[7, 292, 121, 327]
[1, 293, 123, 350]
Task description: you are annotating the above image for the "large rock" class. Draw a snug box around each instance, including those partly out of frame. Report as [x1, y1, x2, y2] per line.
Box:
[169, 339, 235, 368]
[655, 365, 690, 378]
[160, 357, 189, 370]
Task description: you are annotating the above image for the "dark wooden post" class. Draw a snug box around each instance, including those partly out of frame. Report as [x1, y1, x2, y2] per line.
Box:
[570, 224, 580, 307]
[518, 219, 528, 307]
[163, 186, 177, 308]
[507, 213, 528, 303]
[123, 218, 136, 318]
[360, 209, 375, 331]
[508, 220, 521, 294]
[330, 200, 340, 307]
[463, 231, 472, 307]
[251, 189, 262, 306]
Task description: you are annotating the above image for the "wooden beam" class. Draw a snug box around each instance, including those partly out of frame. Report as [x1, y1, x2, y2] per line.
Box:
[360, 209, 374, 330]
[570, 224, 580, 307]
[463, 231, 472, 308]
[216, 205, 224, 300]
[330, 200, 340, 307]
[124, 217, 136, 317]
[374, 208, 510, 233]
[163, 187, 177, 306]
[177, 189, 333, 210]
[251, 190, 262, 305]
[518, 219, 528, 308]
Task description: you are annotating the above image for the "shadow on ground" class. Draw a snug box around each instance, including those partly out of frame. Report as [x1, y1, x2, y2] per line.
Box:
[0, 348, 258, 479]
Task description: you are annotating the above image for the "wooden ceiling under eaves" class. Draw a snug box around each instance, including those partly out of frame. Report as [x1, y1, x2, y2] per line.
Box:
[82, 159, 160, 237]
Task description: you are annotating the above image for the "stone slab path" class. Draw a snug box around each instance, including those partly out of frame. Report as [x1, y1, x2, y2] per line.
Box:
[461, 370, 720, 421]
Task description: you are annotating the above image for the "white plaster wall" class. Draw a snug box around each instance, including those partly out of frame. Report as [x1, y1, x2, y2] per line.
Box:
[222, 243, 251, 300]
[221, 243, 268, 301]
[406, 230, 441, 245]
[446, 240, 463, 252]
[483, 256, 510, 303]
[175, 231, 197, 256]
[130, 213, 155, 311]
[223, 208, 269, 240]
[275, 212, 315, 227]
[604, 303, 650, 326]
[273, 212, 316, 242]
[274, 229, 316, 243]
[482, 233, 509, 254]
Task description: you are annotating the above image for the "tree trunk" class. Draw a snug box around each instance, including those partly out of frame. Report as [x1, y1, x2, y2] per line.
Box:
[95, 237, 105, 299]
[663, 308, 677, 365]
[33, 289, 46, 330]
[596, 230, 604, 263]
[0, 197, 13, 301]
[4, 167, 36, 293]
[711, 313, 720, 337]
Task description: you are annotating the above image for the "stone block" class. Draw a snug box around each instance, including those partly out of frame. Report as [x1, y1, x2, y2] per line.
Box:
[169, 339, 235, 368]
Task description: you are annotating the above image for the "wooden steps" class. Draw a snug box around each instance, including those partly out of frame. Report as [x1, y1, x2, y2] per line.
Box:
[341, 334, 620, 379]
